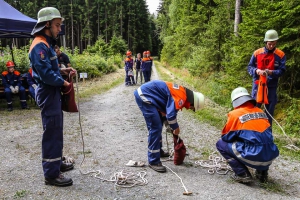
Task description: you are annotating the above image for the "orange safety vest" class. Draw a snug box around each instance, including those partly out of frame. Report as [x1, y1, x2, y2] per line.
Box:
[165, 82, 189, 110]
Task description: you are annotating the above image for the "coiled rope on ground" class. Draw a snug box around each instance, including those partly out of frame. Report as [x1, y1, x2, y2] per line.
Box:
[74, 74, 148, 188]
[194, 152, 232, 175]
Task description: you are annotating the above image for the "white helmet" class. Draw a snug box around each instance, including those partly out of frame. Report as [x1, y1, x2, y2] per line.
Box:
[231, 87, 255, 108]
[193, 92, 205, 111]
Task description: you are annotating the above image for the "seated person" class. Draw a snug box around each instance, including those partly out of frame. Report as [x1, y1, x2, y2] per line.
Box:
[216, 87, 279, 183]
[27, 68, 37, 100]
[1, 61, 29, 111]
[54, 45, 71, 68]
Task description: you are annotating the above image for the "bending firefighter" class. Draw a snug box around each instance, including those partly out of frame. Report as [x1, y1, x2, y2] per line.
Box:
[216, 87, 279, 183]
[134, 80, 204, 173]
[29, 7, 76, 187]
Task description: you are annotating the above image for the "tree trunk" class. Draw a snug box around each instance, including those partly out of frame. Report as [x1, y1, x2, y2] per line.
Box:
[234, 0, 241, 36]
[71, 0, 74, 54]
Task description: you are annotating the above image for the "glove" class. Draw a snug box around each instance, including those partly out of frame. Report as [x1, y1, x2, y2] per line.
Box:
[14, 86, 19, 93]
[32, 84, 37, 90]
[9, 86, 15, 93]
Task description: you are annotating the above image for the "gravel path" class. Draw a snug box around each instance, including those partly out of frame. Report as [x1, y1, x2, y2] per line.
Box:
[0, 64, 299, 199]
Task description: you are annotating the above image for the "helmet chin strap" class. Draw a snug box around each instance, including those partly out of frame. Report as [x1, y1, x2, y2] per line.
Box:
[47, 21, 59, 40]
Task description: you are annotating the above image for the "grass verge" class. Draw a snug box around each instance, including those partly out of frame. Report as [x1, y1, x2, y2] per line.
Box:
[75, 68, 124, 100]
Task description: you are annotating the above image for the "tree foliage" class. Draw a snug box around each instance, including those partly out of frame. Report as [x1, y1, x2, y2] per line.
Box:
[1, 0, 159, 55]
[157, 0, 300, 96]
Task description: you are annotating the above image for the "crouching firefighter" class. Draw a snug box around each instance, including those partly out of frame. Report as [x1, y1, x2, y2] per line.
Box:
[216, 87, 279, 183]
[134, 80, 205, 173]
[29, 7, 76, 187]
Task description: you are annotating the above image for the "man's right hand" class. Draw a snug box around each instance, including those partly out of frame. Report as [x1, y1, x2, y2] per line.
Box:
[256, 69, 266, 76]
[173, 127, 180, 135]
[63, 80, 70, 87]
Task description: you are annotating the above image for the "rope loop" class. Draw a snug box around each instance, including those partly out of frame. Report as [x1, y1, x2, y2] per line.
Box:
[195, 152, 232, 175]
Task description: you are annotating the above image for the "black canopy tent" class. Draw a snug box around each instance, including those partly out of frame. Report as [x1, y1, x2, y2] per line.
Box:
[0, 0, 66, 63]
[0, 0, 37, 38]
[0, 0, 65, 38]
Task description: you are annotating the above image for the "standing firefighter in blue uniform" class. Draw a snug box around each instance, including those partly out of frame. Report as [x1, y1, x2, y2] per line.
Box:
[134, 80, 204, 172]
[216, 87, 279, 183]
[124, 50, 135, 86]
[248, 29, 286, 125]
[141, 51, 152, 83]
[29, 7, 76, 187]
[1, 61, 29, 111]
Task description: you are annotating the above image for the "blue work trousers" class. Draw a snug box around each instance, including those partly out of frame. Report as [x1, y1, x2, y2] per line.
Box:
[134, 90, 163, 164]
[143, 70, 151, 83]
[5, 86, 27, 107]
[36, 84, 63, 179]
[216, 139, 250, 176]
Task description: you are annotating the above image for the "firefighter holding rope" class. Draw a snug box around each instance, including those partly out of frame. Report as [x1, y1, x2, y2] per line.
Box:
[29, 7, 76, 187]
[247, 29, 286, 125]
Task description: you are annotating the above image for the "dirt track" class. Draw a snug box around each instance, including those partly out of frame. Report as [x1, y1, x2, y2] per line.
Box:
[0, 64, 299, 200]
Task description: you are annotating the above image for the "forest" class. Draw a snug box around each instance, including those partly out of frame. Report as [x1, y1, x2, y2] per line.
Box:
[2, 0, 159, 55]
[0, 0, 299, 141]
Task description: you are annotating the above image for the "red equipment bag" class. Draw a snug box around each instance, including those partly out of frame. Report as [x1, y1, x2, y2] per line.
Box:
[173, 134, 186, 165]
[61, 74, 78, 112]
[256, 75, 269, 104]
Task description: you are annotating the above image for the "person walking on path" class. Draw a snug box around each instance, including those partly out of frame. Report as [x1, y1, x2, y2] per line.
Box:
[134, 80, 204, 173]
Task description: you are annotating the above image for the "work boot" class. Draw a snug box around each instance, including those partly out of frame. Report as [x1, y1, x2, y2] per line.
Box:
[231, 172, 252, 183]
[45, 174, 73, 187]
[160, 149, 170, 157]
[149, 162, 166, 173]
[21, 102, 29, 109]
[255, 170, 268, 183]
[7, 104, 13, 112]
[60, 162, 74, 172]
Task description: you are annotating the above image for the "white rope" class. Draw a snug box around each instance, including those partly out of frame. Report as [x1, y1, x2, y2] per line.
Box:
[195, 152, 232, 175]
[262, 72, 299, 151]
[162, 164, 192, 195]
[81, 169, 148, 188]
[74, 73, 148, 188]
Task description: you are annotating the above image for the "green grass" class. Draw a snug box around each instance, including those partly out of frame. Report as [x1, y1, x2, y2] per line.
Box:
[13, 190, 27, 199]
[76, 71, 124, 100]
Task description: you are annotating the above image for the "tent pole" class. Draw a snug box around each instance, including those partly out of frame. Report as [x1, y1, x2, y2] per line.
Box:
[10, 42, 15, 65]
[63, 35, 66, 50]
